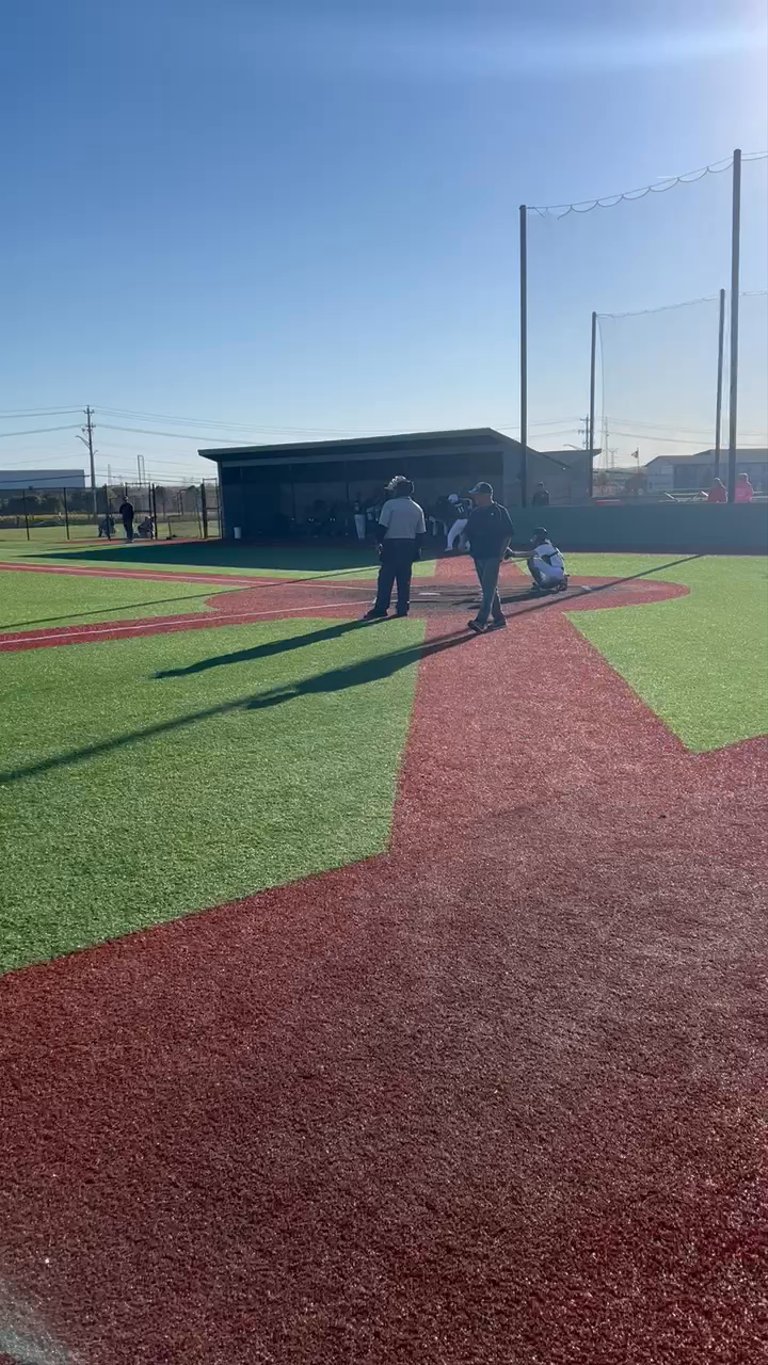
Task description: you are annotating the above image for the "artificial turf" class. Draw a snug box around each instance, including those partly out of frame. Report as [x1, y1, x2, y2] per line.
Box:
[0, 568, 237, 632]
[564, 554, 768, 752]
[0, 536, 436, 580]
[1, 599, 766, 1364]
[0, 615, 423, 974]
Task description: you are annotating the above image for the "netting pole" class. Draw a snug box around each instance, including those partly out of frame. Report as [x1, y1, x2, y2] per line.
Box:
[201, 481, 209, 539]
[588, 310, 597, 500]
[727, 149, 741, 503]
[63, 487, 70, 540]
[519, 204, 528, 506]
[714, 287, 726, 481]
[23, 490, 30, 540]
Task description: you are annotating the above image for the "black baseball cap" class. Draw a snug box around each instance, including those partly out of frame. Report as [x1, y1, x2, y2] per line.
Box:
[468, 481, 493, 496]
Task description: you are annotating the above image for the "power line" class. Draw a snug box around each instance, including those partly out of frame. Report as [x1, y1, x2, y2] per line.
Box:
[608, 429, 767, 446]
[602, 416, 768, 438]
[0, 424, 82, 438]
[96, 408, 408, 437]
[97, 406, 584, 437]
[0, 408, 83, 420]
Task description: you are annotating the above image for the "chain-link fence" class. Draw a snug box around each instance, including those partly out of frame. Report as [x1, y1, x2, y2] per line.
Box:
[0, 480, 221, 545]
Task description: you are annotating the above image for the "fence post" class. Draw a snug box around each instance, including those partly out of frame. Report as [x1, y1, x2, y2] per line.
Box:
[63, 487, 70, 540]
[200, 482, 209, 539]
[23, 490, 30, 540]
[103, 485, 112, 539]
[151, 484, 158, 537]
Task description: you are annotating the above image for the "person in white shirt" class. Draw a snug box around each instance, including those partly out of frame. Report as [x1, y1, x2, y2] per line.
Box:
[526, 527, 568, 593]
[445, 493, 471, 552]
[353, 497, 367, 541]
[363, 476, 426, 619]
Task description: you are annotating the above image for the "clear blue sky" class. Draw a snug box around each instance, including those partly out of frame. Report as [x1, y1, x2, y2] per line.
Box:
[1, 0, 766, 480]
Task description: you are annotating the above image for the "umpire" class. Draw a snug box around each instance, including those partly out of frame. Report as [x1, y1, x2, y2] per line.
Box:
[363, 476, 426, 619]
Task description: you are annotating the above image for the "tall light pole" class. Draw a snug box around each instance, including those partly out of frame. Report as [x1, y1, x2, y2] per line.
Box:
[519, 203, 528, 506]
[727, 149, 741, 503]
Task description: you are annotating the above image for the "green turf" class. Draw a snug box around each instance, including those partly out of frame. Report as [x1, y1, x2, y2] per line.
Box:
[0, 536, 435, 580]
[566, 554, 768, 752]
[0, 570, 238, 632]
[0, 616, 423, 975]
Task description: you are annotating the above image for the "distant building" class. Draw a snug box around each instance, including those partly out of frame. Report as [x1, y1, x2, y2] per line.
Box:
[645, 449, 768, 494]
[0, 468, 86, 492]
[200, 428, 594, 539]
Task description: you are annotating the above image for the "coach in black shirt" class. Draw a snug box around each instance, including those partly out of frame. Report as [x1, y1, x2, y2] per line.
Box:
[464, 482, 514, 633]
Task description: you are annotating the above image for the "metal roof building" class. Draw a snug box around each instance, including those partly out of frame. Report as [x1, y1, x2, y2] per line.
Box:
[200, 428, 592, 539]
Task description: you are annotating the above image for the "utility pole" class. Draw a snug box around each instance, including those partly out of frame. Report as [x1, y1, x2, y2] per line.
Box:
[602, 416, 615, 471]
[75, 406, 98, 516]
[85, 407, 96, 514]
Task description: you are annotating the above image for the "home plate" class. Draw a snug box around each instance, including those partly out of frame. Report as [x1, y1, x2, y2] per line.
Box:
[417, 591, 441, 597]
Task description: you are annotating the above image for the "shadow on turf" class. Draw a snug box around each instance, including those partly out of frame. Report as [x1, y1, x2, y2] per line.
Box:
[29, 540, 384, 576]
[0, 630, 470, 786]
[495, 553, 702, 618]
[155, 617, 372, 678]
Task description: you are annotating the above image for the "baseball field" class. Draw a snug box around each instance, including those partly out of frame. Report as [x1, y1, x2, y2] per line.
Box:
[0, 537, 766, 1365]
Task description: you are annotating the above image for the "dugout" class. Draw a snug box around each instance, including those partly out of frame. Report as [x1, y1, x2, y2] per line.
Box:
[200, 428, 592, 540]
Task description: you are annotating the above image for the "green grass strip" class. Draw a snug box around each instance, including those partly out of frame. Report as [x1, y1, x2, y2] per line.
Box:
[0, 570, 238, 632]
[566, 554, 768, 752]
[0, 616, 423, 975]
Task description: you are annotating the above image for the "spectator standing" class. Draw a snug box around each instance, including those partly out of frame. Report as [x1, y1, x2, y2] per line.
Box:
[735, 473, 755, 503]
[119, 496, 135, 540]
[706, 478, 727, 503]
[363, 477, 426, 620]
[531, 482, 550, 507]
[464, 482, 514, 634]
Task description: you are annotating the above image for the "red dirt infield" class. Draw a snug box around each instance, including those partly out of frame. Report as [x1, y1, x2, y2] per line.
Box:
[0, 559, 766, 1363]
[0, 554, 687, 652]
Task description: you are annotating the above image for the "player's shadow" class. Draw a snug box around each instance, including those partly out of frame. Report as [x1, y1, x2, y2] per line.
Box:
[0, 630, 469, 787]
[244, 631, 469, 711]
[155, 617, 372, 679]
[4, 590, 220, 632]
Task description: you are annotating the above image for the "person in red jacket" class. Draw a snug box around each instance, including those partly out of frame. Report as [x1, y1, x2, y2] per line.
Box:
[706, 478, 727, 503]
[735, 472, 755, 503]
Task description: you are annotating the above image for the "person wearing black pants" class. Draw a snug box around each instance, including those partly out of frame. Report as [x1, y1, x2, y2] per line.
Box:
[463, 481, 514, 633]
[363, 476, 426, 619]
[119, 497, 135, 541]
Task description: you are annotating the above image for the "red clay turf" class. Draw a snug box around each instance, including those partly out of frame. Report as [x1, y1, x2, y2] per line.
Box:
[0, 561, 766, 1363]
[0, 557, 686, 653]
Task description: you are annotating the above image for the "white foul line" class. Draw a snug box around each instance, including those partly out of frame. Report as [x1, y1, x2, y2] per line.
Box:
[0, 601, 369, 650]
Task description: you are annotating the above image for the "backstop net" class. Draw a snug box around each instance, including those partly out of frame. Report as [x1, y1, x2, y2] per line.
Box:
[525, 152, 768, 469]
[597, 290, 768, 470]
